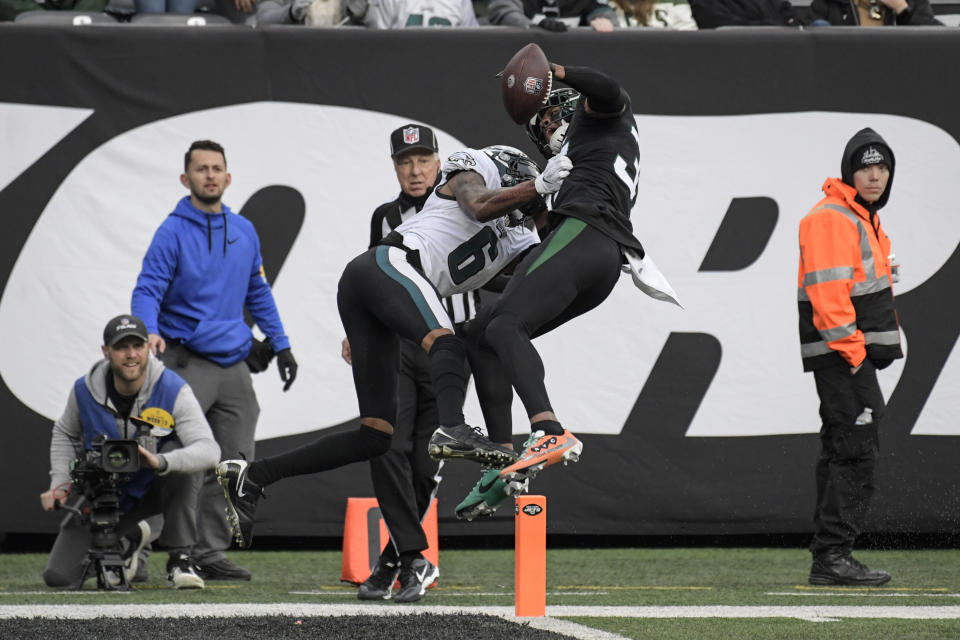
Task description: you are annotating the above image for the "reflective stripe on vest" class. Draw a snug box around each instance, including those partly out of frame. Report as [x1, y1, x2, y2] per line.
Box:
[798, 203, 892, 357]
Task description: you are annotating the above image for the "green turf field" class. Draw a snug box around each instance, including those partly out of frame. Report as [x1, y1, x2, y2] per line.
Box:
[1, 547, 959, 639]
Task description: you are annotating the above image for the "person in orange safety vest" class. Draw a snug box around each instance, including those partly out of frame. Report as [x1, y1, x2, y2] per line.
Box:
[797, 127, 903, 587]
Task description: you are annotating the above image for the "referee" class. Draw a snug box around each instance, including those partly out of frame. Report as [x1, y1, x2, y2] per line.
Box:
[344, 124, 477, 600]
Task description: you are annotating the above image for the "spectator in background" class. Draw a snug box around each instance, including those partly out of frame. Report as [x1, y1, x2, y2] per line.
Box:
[344, 0, 479, 26]
[798, 128, 902, 586]
[134, 0, 197, 14]
[41, 315, 219, 590]
[689, 0, 804, 27]
[0, 0, 105, 21]
[250, 0, 315, 24]
[488, 0, 619, 31]
[612, 0, 696, 27]
[809, 0, 941, 25]
[131, 139, 297, 583]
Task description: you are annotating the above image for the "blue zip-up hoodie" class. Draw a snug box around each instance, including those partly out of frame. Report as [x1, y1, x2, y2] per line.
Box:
[132, 196, 290, 367]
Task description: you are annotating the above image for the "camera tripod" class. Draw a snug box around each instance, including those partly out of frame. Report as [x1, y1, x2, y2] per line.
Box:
[58, 489, 132, 591]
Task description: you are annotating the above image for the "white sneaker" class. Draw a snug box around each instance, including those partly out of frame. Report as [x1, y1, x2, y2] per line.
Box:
[122, 520, 151, 584]
[166, 553, 205, 589]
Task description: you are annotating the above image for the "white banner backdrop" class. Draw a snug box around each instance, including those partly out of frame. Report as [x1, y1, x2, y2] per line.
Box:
[1, 103, 957, 440]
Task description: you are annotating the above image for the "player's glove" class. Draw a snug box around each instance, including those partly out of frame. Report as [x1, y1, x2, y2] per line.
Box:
[537, 17, 568, 31]
[245, 338, 276, 373]
[535, 155, 572, 195]
[276, 348, 298, 391]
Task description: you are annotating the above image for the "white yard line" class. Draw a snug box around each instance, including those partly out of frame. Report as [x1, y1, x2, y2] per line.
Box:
[2, 603, 960, 624]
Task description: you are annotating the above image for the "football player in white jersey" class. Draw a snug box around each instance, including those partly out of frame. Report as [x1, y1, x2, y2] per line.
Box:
[216, 146, 572, 601]
[396, 147, 542, 298]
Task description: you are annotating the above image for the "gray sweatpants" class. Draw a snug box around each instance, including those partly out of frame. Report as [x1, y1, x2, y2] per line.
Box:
[161, 344, 259, 565]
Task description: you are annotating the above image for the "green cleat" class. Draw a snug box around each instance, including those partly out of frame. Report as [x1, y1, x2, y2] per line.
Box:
[455, 468, 522, 521]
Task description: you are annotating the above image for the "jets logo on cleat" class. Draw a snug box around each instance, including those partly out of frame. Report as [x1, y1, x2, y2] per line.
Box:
[529, 436, 559, 454]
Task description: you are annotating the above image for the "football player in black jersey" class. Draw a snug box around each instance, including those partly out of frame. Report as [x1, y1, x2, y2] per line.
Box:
[436, 59, 644, 506]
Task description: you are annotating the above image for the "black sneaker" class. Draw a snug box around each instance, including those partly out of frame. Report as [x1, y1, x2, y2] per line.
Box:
[394, 556, 439, 603]
[357, 557, 401, 600]
[196, 557, 252, 581]
[809, 552, 891, 586]
[427, 424, 518, 467]
[166, 553, 205, 590]
[216, 459, 264, 549]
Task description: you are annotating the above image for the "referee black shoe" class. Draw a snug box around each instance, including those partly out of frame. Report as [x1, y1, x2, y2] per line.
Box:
[394, 557, 439, 604]
[216, 459, 264, 549]
[427, 424, 518, 467]
[809, 552, 891, 586]
[357, 557, 401, 600]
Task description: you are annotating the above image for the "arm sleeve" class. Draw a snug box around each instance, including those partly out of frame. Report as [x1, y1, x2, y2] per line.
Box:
[800, 213, 866, 367]
[369, 203, 390, 248]
[159, 385, 221, 474]
[488, 0, 533, 25]
[244, 231, 291, 352]
[49, 389, 84, 491]
[131, 226, 177, 334]
[558, 65, 626, 115]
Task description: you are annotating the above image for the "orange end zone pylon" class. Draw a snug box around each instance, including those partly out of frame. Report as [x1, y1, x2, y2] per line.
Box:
[514, 494, 546, 617]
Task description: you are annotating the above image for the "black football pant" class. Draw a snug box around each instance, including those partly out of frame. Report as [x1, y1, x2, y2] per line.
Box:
[370, 340, 447, 561]
[252, 246, 460, 555]
[810, 360, 884, 557]
[470, 217, 622, 420]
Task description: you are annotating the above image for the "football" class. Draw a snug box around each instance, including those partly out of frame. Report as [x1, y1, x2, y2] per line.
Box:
[500, 43, 552, 125]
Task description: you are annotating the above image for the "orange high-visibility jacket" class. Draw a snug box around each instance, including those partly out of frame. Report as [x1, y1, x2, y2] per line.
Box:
[797, 178, 902, 372]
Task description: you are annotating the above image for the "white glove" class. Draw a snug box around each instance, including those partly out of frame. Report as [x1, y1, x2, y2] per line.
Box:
[534, 154, 572, 195]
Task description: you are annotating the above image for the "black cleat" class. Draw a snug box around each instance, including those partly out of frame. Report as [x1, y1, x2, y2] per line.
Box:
[394, 557, 439, 603]
[216, 459, 264, 549]
[357, 557, 401, 600]
[809, 552, 891, 586]
[427, 424, 518, 467]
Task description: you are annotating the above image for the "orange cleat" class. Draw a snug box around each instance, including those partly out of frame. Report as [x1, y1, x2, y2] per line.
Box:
[498, 429, 583, 494]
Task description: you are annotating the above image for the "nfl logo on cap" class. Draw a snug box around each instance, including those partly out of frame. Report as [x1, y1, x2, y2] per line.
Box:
[403, 127, 420, 144]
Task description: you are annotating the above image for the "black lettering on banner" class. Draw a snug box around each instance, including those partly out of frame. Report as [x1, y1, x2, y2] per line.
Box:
[448, 227, 499, 285]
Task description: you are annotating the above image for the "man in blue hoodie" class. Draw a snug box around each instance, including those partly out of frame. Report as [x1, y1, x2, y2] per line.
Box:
[131, 140, 297, 581]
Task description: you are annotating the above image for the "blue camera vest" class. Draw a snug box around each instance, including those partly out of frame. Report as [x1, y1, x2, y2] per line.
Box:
[73, 369, 184, 512]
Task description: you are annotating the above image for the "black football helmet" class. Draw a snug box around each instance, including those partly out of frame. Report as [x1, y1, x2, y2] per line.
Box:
[481, 145, 541, 187]
[482, 145, 545, 225]
[525, 87, 579, 159]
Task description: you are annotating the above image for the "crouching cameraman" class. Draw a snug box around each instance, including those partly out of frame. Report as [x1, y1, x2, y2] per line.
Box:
[40, 315, 220, 590]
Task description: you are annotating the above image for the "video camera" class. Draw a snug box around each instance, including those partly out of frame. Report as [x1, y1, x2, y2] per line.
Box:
[64, 436, 141, 591]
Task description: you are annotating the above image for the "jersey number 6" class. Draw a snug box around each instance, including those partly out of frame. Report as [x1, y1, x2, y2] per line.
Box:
[448, 227, 499, 285]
